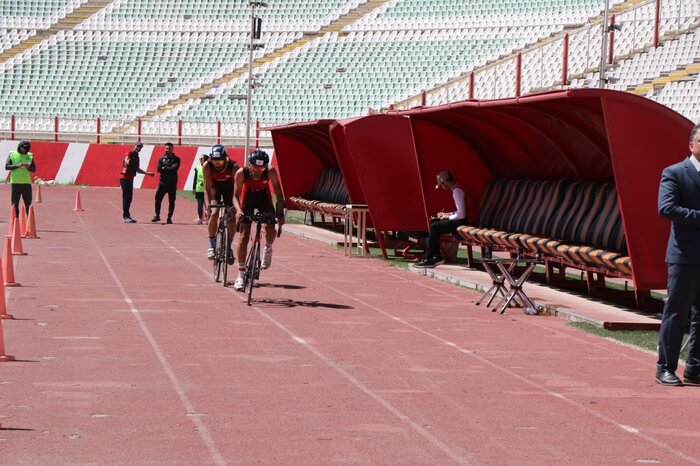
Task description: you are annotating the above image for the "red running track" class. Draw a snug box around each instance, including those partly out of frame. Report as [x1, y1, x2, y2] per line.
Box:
[0, 186, 699, 465]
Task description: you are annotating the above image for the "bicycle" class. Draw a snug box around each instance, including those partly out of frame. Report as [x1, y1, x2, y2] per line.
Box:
[208, 204, 234, 286]
[238, 211, 282, 305]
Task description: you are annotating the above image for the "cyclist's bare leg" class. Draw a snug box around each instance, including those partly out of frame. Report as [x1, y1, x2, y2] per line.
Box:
[263, 223, 277, 246]
[236, 222, 252, 267]
[208, 203, 219, 238]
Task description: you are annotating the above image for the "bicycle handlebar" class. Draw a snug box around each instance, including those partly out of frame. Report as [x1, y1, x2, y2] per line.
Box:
[236, 212, 283, 237]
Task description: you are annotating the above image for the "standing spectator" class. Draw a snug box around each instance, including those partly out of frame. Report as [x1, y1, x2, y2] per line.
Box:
[415, 170, 470, 268]
[119, 141, 155, 223]
[152, 142, 181, 224]
[5, 140, 36, 218]
[192, 154, 208, 224]
[656, 122, 700, 386]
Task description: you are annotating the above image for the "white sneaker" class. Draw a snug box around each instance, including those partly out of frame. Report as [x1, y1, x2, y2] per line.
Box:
[233, 276, 245, 291]
[206, 247, 215, 260]
[261, 246, 272, 269]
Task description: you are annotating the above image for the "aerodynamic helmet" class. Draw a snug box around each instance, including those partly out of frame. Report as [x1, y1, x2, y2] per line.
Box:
[247, 149, 269, 168]
[210, 144, 227, 160]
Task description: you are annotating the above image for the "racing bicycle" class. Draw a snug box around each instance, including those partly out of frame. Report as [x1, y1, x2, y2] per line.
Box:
[239, 212, 282, 305]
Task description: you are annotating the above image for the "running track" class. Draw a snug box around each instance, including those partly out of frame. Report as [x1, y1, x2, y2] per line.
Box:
[1, 186, 698, 465]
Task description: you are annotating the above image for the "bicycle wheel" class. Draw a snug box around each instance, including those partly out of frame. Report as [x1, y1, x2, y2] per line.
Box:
[221, 225, 229, 287]
[246, 242, 260, 306]
[212, 226, 225, 282]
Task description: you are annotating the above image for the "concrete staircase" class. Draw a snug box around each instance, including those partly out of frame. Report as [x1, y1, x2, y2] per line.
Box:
[107, 0, 393, 136]
[631, 58, 700, 95]
[0, 0, 113, 63]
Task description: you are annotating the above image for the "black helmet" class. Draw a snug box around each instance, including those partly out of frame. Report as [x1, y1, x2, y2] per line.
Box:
[210, 144, 227, 160]
[248, 149, 269, 168]
[17, 140, 30, 152]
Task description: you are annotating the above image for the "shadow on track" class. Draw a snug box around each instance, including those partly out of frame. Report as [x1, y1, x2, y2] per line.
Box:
[255, 283, 306, 290]
[253, 298, 353, 310]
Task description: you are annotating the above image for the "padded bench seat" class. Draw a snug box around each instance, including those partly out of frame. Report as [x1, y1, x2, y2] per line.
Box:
[455, 179, 631, 277]
[290, 167, 351, 219]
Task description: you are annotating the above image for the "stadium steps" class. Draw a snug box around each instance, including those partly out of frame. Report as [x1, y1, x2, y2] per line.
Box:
[0, 0, 113, 63]
[630, 58, 700, 95]
[105, 0, 394, 137]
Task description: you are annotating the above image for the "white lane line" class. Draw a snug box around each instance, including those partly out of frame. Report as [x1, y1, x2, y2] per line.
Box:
[143, 228, 472, 466]
[76, 214, 226, 466]
[286, 262, 700, 466]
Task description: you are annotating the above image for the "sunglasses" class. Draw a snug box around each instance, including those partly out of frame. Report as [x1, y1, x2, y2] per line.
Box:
[249, 164, 266, 171]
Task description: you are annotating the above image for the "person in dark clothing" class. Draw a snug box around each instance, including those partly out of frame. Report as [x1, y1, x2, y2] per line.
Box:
[152, 142, 181, 224]
[119, 141, 155, 223]
[5, 140, 36, 217]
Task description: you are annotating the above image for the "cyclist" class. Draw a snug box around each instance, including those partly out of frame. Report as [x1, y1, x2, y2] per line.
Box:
[232, 149, 285, 291]
[202, 144, 239, 264]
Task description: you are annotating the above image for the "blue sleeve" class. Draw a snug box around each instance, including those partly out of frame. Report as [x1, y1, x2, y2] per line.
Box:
[658, 166, 700, 225]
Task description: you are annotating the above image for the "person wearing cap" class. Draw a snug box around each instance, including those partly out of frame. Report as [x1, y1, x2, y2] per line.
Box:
[119, 141, 155, 223]
[415, 170, 470, 268]
[151, 142, 181, 224]
[192, 153, 209, 225]
[203, 144, 239, 263]
[5, 140, 36, 218]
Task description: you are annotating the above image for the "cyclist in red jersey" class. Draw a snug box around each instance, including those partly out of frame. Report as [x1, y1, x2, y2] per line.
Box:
[202, 144, 239, 263]
[232, 149, 285, 291]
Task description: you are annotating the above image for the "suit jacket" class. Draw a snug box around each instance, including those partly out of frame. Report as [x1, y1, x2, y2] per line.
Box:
[659, 157, 700, 264]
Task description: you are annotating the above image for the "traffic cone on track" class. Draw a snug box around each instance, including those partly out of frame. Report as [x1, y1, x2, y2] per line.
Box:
[0, 262, 14, 320]
[19, 205, 27, 238]
[73, 191, 84, 212]
[3, 236, 19, 287]
[24, 206, 39, 239]
[11, 219, 26, 256]
[0, 318, 15, 361]
[7, 206, 16, 237]
[34, 184, 42, 203]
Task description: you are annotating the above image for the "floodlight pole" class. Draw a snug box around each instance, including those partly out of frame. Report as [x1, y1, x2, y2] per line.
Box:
[244, 3, 256, 157]
[599, 0, 610, 88]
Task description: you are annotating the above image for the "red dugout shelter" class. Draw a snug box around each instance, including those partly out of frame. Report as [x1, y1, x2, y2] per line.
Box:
[396, 88, 691, 290]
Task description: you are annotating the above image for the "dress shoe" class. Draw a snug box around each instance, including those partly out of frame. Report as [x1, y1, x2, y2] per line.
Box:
[656, 370, 683, 386]
[683, 372, 700, 385]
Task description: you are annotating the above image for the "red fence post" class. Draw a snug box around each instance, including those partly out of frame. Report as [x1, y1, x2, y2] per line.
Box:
[421, 91, 426, 106]
[54, 116, 58, 142]
[10, 114, 14, 141]
[177, 119, 182, 146]
[562, 33, 569, 87]
[515, 53, 522, 97]
[137, 118, 142, 142]
[217, 120, 221, 144]
[609, 15, 616, 64]
[469, 72, 475, 99]
[96, 117, 101, 144]
[654, 0, 661, 48]
[255, 120, 260, 148]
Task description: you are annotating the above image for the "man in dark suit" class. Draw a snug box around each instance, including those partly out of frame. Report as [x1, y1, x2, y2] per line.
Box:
[657, 122, 700, 386]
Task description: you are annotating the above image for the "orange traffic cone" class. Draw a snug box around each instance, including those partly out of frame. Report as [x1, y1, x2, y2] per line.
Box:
[34, 184, 42, 203]
[3, 236, 19, 287]
[0, 318, 15, 361]
[19, 205, 27, 238]
[0, 261, 14, 320]
[73, 190, 84, 212]
[11, 219, 26, 256]
[7, 206, 16, 237]
[24, 206, 39, 239]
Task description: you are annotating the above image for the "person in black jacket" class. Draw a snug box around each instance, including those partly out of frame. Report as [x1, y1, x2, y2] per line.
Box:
[119, 141, 154, 223]
[152, 142, 181, 224]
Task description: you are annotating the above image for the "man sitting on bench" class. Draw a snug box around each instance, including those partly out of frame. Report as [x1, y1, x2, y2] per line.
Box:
[416, 170, 469, 268]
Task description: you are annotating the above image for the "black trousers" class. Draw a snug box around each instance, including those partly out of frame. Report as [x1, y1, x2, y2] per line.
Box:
[195, 192, 205, 220]
[658, 263, 700, 374]
[10, 183, 32, 217]
[120, 179, 133, 218]
[427, 218, 465, 259]
[155, 182, 177, 219]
